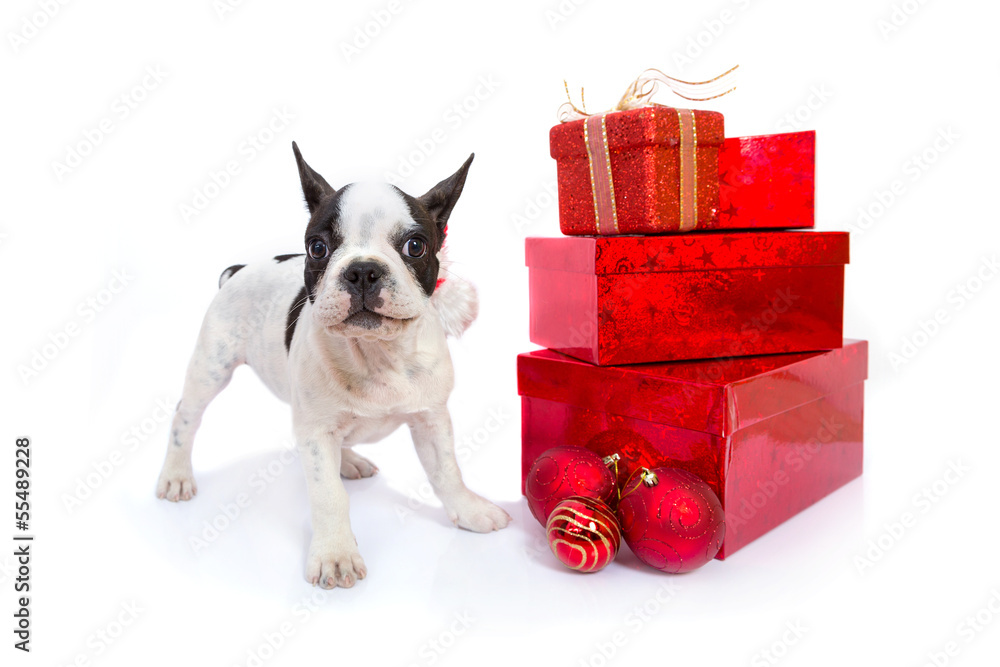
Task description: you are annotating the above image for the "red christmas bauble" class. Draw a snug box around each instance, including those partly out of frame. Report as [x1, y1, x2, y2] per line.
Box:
[525, 446, 617, 526]
[617, 467, 725, 573]
[546, 497, 621, 573]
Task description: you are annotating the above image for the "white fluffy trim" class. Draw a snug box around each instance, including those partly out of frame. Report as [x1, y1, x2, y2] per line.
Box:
[432, 272, 478, 338]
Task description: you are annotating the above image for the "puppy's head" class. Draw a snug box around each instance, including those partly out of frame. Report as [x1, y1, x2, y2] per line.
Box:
[291, 142, 472, 341]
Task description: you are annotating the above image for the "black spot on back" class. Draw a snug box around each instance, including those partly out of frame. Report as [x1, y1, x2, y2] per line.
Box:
[274, 253, 303, 263]
[218, 264, 246, 288]
[285, 286, 308, 352]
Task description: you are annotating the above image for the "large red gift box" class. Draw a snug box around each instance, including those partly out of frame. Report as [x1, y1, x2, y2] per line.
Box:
[527, 231, 847, 366]
[518, 340, 867, 559]
[550, 104, 815, 235]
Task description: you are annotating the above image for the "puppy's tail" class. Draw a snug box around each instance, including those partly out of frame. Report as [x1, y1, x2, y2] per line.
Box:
[432, 273, 478, 338]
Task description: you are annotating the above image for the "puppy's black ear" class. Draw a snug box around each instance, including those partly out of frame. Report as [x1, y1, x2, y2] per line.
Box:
[292, 141, 335, 215]
[417, 153, 474, 233]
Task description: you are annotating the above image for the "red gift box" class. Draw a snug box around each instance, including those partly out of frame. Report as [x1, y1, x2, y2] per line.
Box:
[518, 340, 868, 559]
[551, 106, 724, 235]
[526, 231, 847, 366]
[719, 131, 815, 229]
[550, 108, 815, 235]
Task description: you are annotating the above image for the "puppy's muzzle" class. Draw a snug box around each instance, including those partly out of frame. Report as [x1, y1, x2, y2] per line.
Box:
[341, 260, 389, 329]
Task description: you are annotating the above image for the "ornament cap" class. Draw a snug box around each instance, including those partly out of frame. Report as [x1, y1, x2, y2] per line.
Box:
[602, 453, 621, 465]
[640, 468, 659, 487]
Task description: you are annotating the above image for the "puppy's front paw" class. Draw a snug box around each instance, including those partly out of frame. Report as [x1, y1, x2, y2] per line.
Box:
[156, 462, 198, 502]
[340, 448, 378, 479]
[447, 493, 512, 533]
[306, 538, 367, 589]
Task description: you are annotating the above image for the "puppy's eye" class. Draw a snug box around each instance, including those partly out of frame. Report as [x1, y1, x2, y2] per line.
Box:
[403, 238, 426, 258]
[307, 239, 328, 260]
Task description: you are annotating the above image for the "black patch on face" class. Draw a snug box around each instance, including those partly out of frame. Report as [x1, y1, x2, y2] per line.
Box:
[395, 189, 443, 296]
[274, 253, 303, 263]
[302, 192, 346, 302]
[285, 285, 308, 352]
[218, 264, 246, 288]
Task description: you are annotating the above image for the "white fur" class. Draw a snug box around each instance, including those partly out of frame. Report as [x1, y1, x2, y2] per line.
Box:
[156, 192, 509, 590]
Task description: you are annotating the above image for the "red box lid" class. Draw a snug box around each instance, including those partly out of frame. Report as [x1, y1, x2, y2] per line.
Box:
[517, 340, 868, 437]
[525, 231, 849, 275]
[550, 106, 725, 160]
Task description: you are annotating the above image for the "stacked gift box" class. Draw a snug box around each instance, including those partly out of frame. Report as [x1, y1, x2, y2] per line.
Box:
[518, 102, 868, 560]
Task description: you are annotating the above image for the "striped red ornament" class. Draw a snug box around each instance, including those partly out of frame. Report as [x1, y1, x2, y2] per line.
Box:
[545, 496, 621, 573]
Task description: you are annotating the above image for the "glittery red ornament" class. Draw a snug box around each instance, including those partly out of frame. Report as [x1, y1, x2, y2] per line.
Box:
[618, 468, 725, 573]
[525, 446, 617, 526]
[546, 497, 621, 573]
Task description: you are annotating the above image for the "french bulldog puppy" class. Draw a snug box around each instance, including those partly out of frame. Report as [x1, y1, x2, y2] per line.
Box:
[156, 143, 510, 589]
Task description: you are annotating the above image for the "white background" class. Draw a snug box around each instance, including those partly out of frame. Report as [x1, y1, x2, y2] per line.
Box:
[2, 0, 999, 665]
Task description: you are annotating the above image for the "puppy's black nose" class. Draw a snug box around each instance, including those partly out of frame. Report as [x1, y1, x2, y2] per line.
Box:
[343, 261, 385, 293]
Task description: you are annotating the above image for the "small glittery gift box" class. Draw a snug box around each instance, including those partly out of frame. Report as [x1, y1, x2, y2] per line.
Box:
[518, 340, 868, 559]
[550, 105, 725, 235]
[550, 106, 816, 235]
[526, 231, 847, 366]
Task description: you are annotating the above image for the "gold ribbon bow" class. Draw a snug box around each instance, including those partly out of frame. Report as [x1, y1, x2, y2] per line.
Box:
[558, 65, 739, 123]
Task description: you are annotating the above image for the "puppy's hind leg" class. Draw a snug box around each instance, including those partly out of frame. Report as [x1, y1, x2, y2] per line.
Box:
[156, 315, 244, 502]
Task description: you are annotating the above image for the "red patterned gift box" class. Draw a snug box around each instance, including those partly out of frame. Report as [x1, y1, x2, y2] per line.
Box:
[518, 340, 868, 559]
[719, 130, 815, 229]
[526, 231, 847, 366]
